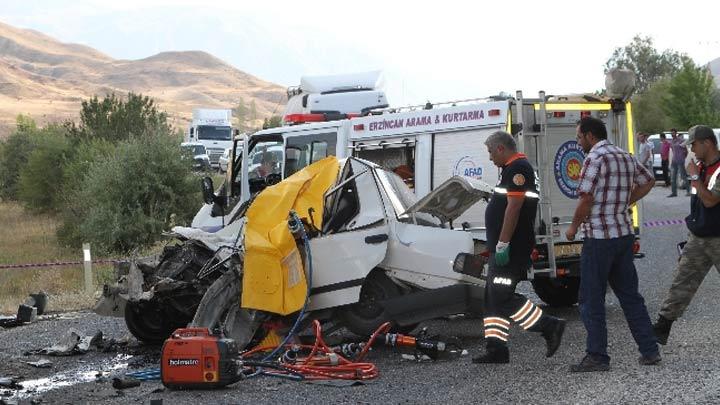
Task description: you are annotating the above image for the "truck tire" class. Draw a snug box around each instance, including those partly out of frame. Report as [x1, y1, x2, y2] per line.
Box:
[340, 271, 410, 336]
[531, 276, 580, 307]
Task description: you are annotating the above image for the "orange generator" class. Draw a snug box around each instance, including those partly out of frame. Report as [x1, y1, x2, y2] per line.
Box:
[161, 328, 241, 389]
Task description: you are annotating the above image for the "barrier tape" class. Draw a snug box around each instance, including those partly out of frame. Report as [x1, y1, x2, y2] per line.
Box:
[0, 259, 120, 270]
[643, 219, 686, 228]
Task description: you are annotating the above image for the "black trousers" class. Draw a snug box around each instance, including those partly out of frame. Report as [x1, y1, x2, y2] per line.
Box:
[661, 159, 670, 186]
[482, 253, 544, 344]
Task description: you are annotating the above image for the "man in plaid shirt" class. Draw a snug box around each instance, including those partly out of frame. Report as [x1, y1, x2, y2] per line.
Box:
[566, 116, 659, 372]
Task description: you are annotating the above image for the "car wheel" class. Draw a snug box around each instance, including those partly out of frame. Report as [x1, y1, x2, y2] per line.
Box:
[124, 301, 178, 344]
[340, 271, 403, 336]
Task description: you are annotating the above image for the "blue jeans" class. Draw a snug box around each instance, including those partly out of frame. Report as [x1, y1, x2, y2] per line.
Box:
[579, 235, 658, 361]
[671, 161, 688, 195]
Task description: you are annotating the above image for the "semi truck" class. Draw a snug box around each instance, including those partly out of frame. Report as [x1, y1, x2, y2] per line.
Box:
[186, 108, 236, 167]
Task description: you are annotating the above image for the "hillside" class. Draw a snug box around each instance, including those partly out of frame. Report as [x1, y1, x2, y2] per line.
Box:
[0, 21, 286, 137]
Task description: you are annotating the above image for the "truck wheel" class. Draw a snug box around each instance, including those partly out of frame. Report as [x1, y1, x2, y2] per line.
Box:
[531, 276, 580, 307]
[340, 271, 403, 336]
[124, 302, 177, 344]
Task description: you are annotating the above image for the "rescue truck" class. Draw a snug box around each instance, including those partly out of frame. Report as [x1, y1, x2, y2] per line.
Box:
[194, 71, 643, 306]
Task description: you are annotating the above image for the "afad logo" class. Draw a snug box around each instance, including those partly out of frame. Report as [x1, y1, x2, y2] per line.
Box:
[553, 140, 585, 199]
[453, 156, 483, 180]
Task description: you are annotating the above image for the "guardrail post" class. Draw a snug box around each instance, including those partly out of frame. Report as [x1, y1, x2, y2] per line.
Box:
[83, 243, 93, 294]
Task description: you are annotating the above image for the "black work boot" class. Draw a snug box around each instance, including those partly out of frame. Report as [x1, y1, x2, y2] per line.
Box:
[570, 354, 610, 372]
[653, 315, 673, 345]
[528, 314, 566, 358]
[541, 317, 566, 358]
[472, 341, 509, 364]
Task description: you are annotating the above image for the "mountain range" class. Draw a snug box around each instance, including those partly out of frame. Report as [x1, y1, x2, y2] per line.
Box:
[0, 21, 285, 137]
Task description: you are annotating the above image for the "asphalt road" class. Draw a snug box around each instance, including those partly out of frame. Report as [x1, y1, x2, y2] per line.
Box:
[2, 185, 719, 404]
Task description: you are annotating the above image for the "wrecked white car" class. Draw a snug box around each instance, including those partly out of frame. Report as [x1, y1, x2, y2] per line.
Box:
[95, 157, 492, 348]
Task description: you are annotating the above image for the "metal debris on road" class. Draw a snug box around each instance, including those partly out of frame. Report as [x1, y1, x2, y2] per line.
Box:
[24, 329, 105, 356]
[22, 359, 53, 369]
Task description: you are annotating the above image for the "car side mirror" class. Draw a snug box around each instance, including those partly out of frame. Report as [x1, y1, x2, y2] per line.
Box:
[201, 177, 215, 205]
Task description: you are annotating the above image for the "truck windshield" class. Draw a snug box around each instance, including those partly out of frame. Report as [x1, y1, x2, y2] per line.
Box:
[197, 126, 232, 141]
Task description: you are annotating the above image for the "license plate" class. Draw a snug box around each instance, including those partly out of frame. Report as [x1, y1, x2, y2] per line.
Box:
[553, 243, 582, 257]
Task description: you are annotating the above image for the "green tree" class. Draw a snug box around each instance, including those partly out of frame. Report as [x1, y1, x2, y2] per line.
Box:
[58, 135, 199, 253]
[233, 97, 248, 131]
[249, 100, 258, 123]
[633, 78, 673, 134]
[0, 116, 40, 200]
[66, 93, 171, 142]
[263, 115, 282, 129]
[17, 125, 72, 212]
[662, 61, 720, 129]
[605, 35, 689, 93]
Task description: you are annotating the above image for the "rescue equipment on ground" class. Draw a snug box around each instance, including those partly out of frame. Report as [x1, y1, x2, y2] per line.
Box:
[160, 320, 464, 389]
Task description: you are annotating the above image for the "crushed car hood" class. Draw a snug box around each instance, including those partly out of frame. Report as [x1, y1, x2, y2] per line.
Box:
[401, 176, 494, 223]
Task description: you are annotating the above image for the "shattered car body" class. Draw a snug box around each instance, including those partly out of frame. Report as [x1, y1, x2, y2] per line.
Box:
[95, 157, 492, 347]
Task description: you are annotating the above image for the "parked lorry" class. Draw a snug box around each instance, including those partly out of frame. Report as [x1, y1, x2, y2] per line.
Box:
[186, 108, 236, 167]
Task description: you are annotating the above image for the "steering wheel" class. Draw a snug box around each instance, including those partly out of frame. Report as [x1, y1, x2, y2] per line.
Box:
[265, 173, 282, 186]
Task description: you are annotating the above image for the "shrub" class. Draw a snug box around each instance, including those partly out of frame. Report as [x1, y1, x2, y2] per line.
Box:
[67, 93, 171, 142]
[0, 116, 39, 200]
[59, 134, 200, 254]
[17, 125, 72, 212]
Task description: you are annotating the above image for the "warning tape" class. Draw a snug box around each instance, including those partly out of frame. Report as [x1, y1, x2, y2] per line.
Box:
[643, 219, 686, 228]
[0, 259, 120, 270]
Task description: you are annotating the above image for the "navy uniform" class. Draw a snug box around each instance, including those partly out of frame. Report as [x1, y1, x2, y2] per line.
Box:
[473, 153, 566, 363]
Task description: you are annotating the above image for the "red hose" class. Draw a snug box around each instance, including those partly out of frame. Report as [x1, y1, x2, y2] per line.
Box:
[241, 320, 392, 380]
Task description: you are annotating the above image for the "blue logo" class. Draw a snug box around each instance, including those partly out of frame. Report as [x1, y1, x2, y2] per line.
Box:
[553, 141, 585, 199]
[454, 156, 483, 180]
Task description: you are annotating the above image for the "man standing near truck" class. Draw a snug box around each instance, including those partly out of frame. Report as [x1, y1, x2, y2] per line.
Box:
[660, 133, 672, 187]
[472, 131, 566, 364]
[669, 128, 690, 197]
[566, 117, 659, 372]
[653, 125, 720, 345]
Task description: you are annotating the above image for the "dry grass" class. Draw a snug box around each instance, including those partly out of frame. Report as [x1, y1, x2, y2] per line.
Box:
[0, 201, 114, 314]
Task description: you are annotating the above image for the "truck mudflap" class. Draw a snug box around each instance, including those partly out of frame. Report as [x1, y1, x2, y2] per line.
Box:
[380, 284, 484, 326]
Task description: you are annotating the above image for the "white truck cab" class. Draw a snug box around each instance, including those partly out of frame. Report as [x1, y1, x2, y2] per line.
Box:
[186, 108, 237, 167]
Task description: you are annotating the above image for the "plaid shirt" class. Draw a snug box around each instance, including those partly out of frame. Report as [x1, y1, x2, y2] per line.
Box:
[577, 140, 654, 239]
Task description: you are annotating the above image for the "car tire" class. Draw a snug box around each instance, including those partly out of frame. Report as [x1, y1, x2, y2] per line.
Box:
[124, 301, 177, 344]
[340, 271, 403, 336]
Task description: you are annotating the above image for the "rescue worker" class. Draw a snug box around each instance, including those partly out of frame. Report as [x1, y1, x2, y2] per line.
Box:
[472, 131, 566, 364]
[653, 125, 720, 344]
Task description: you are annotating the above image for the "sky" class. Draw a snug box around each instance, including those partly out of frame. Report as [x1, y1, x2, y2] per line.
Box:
[2, 0, 719, 107]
